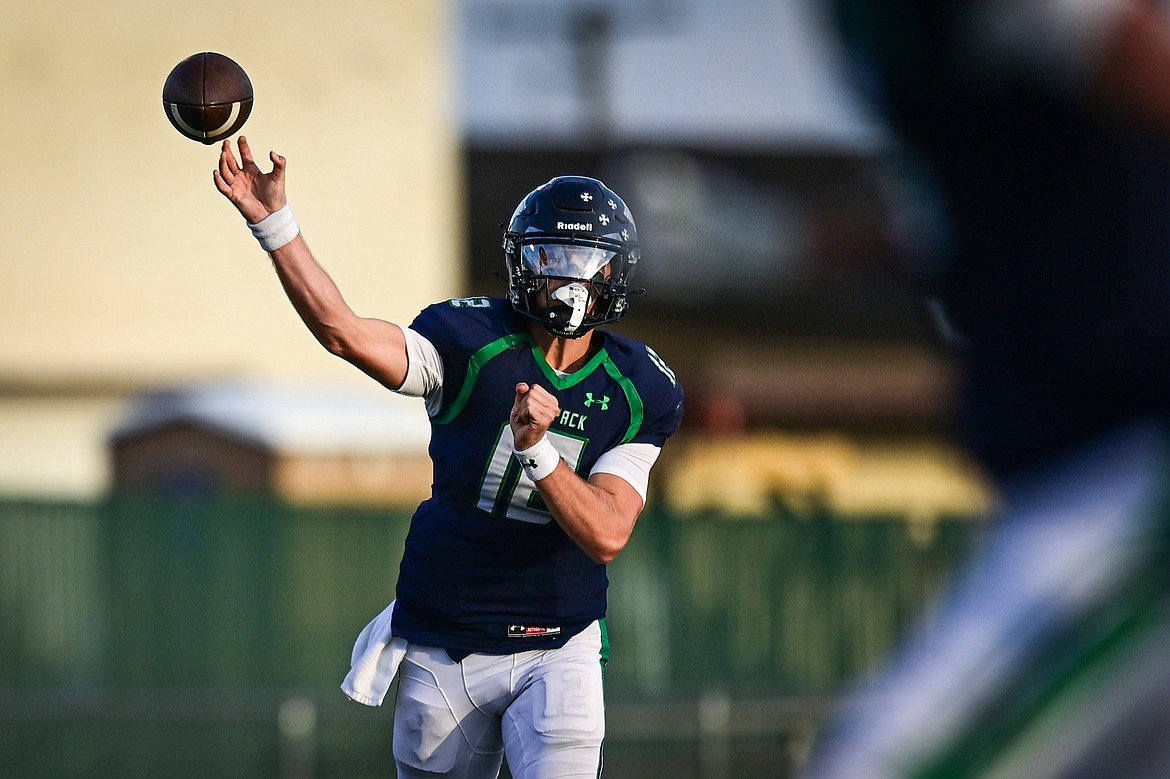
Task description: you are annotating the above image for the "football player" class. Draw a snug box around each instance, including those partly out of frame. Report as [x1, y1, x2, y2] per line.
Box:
[213, 137, 684, 778]
[799, 2, 1170, 777]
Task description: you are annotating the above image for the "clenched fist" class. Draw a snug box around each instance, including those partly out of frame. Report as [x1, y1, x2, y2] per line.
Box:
[510, 382, 560, 450]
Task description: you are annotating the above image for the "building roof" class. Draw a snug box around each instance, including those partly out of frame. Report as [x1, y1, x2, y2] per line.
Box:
[110, 380, 431, 456]
[458, 0, 884, 150]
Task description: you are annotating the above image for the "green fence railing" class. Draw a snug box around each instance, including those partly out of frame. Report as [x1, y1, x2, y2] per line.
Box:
[0, 495, 981, 778]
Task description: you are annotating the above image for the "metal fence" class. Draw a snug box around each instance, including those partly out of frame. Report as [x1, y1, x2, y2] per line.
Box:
[0, 496, 980, 778]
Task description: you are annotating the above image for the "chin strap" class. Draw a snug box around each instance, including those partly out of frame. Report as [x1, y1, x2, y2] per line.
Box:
[551, 282, 590, 333]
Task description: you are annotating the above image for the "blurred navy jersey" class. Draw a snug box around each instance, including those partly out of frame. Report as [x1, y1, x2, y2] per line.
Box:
[835, 0, 1170, 478]
[391, 296, 684, 656]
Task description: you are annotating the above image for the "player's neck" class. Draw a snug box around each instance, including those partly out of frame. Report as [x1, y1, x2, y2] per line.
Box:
[529, 323, 598, 374]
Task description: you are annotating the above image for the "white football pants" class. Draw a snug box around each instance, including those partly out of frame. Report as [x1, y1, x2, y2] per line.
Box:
[392, 621, 606, 779]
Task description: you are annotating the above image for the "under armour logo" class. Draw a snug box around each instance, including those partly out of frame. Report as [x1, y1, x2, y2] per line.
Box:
[580, 192, 593, 202]
[584, 392, 609, 410]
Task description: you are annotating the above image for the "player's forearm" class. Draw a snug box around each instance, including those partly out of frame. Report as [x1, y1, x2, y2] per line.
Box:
[268, 235, 360, 353]
[536, 465, 637, 565]
[267, 237, 410, 389]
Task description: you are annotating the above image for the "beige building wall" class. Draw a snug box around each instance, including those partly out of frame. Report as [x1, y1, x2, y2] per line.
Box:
[0, 0, 461, 497]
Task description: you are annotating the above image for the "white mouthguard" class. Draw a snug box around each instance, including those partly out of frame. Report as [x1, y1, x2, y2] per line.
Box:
[552, 282, 589, 332]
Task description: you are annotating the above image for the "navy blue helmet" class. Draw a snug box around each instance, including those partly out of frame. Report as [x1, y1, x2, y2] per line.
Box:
[503, 176, 640, 338]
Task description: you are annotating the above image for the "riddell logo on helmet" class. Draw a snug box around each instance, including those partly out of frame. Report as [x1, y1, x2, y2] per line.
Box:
[557, 221, 593, 231]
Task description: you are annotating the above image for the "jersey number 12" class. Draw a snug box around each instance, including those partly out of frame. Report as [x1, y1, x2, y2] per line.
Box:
[477, 426, 586, 524]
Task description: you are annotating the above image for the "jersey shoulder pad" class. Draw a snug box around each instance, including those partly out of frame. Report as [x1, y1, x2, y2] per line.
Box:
[602, 332, 684, 442]
[410, 296, 518, 352]
[603, 331, 683, 398]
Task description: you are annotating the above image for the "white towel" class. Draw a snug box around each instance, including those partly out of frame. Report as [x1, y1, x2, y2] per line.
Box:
[341, 600, 408, 706]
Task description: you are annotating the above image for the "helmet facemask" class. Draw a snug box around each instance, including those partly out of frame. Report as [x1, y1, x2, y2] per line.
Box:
[506, 236, 635, 338]
[503, 175, 640, 338]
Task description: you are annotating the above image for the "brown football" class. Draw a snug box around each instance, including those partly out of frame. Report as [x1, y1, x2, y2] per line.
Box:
[162, 52, 253, 144]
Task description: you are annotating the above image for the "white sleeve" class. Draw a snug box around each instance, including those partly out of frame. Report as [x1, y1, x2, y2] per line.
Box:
[396, 326, 444, 417]
[589, 442, 662, 505]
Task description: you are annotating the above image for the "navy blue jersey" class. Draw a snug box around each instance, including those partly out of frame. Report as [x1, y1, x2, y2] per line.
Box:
[391, 296, 684, 655]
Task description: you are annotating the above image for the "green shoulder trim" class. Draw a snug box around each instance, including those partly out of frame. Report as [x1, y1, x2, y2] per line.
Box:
[603, 357, 644, 444]
[433, 333, 530, 425]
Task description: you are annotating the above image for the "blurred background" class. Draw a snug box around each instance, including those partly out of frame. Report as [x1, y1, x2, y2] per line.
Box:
[0, 0, 996, 776]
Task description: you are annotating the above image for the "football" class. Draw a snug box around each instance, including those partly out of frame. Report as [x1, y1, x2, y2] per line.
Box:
[162, 52, 253, 144]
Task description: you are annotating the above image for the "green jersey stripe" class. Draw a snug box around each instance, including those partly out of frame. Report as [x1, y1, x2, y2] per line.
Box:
[434, 333, 529, 425]
[602, 357, 643, 444]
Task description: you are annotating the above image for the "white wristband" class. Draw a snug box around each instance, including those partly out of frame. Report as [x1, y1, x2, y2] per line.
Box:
[513, 435, 560, 482]
[247, 203, 300, 252]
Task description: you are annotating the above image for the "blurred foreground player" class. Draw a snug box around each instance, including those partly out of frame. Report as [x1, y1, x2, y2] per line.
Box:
[801, 2, 1170, 778]
[212, 137, 683, 778]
